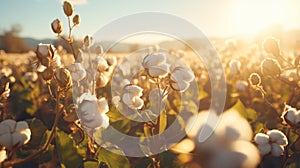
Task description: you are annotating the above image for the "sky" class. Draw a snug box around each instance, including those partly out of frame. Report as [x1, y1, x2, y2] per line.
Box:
[1, 0, 300, 41]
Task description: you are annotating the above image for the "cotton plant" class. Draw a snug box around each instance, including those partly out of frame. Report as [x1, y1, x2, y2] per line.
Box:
[247, 37, 300, 167]
[106, 52, 195, 167]
[254, 130, 288, 157]
[0, 1, 115, 166]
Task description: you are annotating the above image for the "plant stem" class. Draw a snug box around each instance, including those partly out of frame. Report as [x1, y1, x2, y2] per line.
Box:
[67, 17, 77, 61]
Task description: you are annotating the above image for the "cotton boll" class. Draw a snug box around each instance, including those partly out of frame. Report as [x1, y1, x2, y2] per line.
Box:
[257, 143, 271, 156]
[271, 143, 284, 157]
[281, 107, 298, 125]
[230, 140, 261, 168]
[208, 149, 241, 168]
[254, 133, 269, 145]
[97, 97, 109, 114]
[0, 119, 16, 133]
[267, 130, 288, 146]
[218, 110, 253, 142]
[0, 134, 12, 149]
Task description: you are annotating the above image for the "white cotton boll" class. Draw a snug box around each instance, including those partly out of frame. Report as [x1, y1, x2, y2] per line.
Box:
[124, 85, 143, 97]
[95, 56, 109, 72]
[209, 149, 240, 168]
[170, 67, 195, 92]
[112, 96, 120, 107]
[132, 97, 144, 109]
[148, 64, 169, 77]
[271, 143, 284, 157]
[98, 98, 109, 114]
[267, 130, 288, 146]
[67, 63, 86, 82]
[122, 93, 134, 107]
[0, 119, 16, 133]
[170, 81, 190, 92]
[143, 53, 166, 68]
[37, 43, 53, 58]
[258, 143, 271, 156]
[282, 107, 297, 125]
[254, 133, 269, 145]
[218, 110, 253, 142]
[171, 138, 195, 153]
[77, 93, 110, 129]
[230, 140, 261, 168]
[0, 149, 7, 163]
[24, 72, 38, 82]
[0, 134, 12, 148]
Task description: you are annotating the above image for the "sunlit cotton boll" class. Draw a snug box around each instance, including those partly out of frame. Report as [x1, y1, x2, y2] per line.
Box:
[36, 43, 54, 59]
[77, 92, 109, 129]
[122, 85, 144, 109]
[254, 130, 288, 157]
[142, 53, 170, 78]
[0, 119, 31, 149]
[24, 72, 38, 82]
[229, 59, 241, 75]
[94, 56, 109, 73]
[267, 130, 288, 146]
[281, 106, 300, 127]
[170, 67, 195, 92]
[0, 149, 6, 163]
[67, 63, 86, 82]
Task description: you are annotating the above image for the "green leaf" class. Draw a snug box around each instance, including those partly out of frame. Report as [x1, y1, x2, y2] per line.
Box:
[83, 161, 99, 168]
[56, 129, 83, 168]
[159, 110, 167, 133]
[230, 99, 257, 121]
[97, 148, 130, 168]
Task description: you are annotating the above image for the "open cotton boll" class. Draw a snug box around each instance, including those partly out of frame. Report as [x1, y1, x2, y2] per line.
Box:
[258, 143, 271, 156]
[208, 148, 242, 168]
[97, 97, 109, 114]
[267, 130, 288, 146]
[142, 53, 166, 68]
[217, 110, 253, 142]
[281, 107, 298, 125]
[271, 143, 284, 157]
[185, 111, 218, 139]
[254, 133, 270, 145]
[229, 140, 261, 168]
[148, 64, 169, 78]
[124, 85, 143, 97]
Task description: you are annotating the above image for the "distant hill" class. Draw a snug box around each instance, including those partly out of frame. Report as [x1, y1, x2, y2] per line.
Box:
[23, 37, 55, 49]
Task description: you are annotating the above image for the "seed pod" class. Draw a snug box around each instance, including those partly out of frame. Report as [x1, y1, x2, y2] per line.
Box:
[249, 73, 261, 86]
[262, 37, 281, 57]
[261, 58, 281, 77]
[63, 1, 74, 17]
[51, 19, 63, 34]
[42, 67, 53, 81]
[55, 68, 72, 88]
[83, 35, 92, 48]
[40, 57, 51, 67]
[73, 14, 80, 26]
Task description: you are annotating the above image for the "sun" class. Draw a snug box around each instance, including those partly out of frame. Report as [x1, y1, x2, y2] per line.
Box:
[231, 0, 287, 34]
